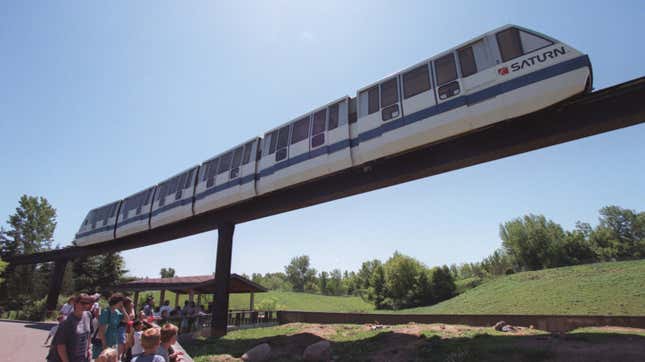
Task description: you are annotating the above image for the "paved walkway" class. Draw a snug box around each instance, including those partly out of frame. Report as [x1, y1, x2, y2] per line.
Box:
[0, 319, 55, 361]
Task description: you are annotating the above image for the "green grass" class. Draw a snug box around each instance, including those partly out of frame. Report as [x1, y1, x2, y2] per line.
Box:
[397, 259, 645, 315]
[137, 290, 375, 313]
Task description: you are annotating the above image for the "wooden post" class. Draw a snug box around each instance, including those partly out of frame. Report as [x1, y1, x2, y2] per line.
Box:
[249, 292, 254, 311]
[211, 222, 234, 337]
[188, 289, 194, 302]
[160, 289, 166, 306]
[174, 291, 180, 307]
[197, 293, 202, 306]
[133, 290, 140, 312]
[45, 259, 68, 317]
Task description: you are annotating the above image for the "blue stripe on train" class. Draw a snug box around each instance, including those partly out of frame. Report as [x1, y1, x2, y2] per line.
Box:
[78, 55, 590, 240]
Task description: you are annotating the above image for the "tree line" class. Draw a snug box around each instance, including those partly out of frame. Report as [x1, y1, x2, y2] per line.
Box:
[0, 195, 128, 319]
[450, 205, 644, 281]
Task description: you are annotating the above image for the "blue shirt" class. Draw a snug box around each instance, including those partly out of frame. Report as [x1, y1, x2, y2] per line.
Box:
[98, 307, 123, 347]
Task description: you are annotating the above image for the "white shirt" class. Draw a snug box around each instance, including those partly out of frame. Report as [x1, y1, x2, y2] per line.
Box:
[132, 330, 144, 355]
[60, 303, 74, 318]
[159, 305, 172, 316]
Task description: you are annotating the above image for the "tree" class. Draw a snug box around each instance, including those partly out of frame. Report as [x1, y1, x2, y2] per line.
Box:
[356, 260, 382, 290]
[590, 206, 645, 260]
[368, 264, 386, 309]
[72, 253, 128, 293]
[160, 267, 176, 278]
[318, 271, 329, 295]
[0, 195, 57, 303]
[284, 255, 317, 292]
[0, 258, 7, 285]
[327, 269, 345, 296]
[500, 214, 566, 270]
[430, 265, 456, 303]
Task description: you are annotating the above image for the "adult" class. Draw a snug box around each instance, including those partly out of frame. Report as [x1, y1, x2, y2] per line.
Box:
[159, 300, 172, 317]
[99, 293, 130, 358]
[46, 293, 95, 362]
[142, 296, 155, 317]
[59, 297, 75, 320]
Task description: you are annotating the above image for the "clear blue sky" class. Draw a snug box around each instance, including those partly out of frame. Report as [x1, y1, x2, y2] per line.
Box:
[1, 1, 643, 278]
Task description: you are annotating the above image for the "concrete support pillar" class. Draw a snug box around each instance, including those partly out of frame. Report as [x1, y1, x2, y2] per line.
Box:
[45, 259, 68, 317]
[160, 289, 166, 306]
[211, 221, 234, 337]
[249, 292, 254, 311]
[197, 293, 202, 306]
[188, 289, 194, 302]
[174, 292, 180, 307]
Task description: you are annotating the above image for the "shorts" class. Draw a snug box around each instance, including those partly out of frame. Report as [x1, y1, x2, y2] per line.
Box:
[118, 326, 127, 344]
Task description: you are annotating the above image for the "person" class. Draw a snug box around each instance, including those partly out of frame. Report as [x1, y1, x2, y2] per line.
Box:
[131, 320, 145, 357]
[96, 347, 118, 362]
[157, 324, 184, 362]
[142, 296, 155, 317]
[59, 297, 75, 320]
[90, 305, 103, 360]
[99, 293, 130, 358]
[159, 300, 172, 318]
[131, 327, 165, 362]
[46, 293, 95, 362]
[44, 314, 65, 346]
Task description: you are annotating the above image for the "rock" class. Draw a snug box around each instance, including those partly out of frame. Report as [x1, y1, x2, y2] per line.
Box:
[370, 324, 385, 330]
[493, 321, 507, 331]
[501, 325, 515, 332]
[241, 343, 271, 361]
[303, 340, 331, 361]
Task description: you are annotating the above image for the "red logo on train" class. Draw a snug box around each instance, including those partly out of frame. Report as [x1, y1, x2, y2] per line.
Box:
[498, 67, 509, 76]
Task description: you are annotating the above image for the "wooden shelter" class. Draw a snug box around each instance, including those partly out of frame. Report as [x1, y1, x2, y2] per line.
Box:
[114, 273, 267, 311]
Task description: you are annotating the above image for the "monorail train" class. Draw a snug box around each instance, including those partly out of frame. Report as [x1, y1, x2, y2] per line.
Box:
[74, 25, 592, 246]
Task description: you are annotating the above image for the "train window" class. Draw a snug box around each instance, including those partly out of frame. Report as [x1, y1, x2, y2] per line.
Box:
[267, 130, 278, 155]
[242, 141, 254, 165]
[497, 28, 523, 62]
[276, 125, 290, 149]
[218, 152, 232, 174]
[328, 103, 339, 130]
[435, 53, 457, 85]
[458, 46, 477, 78]
[403, 64, 431, 99]
[312, 110, 326, 135]
[231, 147, 244, 168]
[184, 169, 195, 189]
[359, 86, 379, 117]
[380, 78, 398, 108]
[520, 30, 552, 53]
[291, 117, 310, 144]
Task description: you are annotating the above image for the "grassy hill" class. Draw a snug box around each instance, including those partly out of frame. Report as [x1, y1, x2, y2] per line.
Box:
[397, 259, 645, 315]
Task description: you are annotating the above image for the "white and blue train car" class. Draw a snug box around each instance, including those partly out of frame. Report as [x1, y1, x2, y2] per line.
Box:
[115, 186, 155, 238]
[193, 138, 260, 215]
[74, 200, 121, 246]
[350, 25, 591, 165]
[150, 166, 199, 229]
[257, 97, 354, 195]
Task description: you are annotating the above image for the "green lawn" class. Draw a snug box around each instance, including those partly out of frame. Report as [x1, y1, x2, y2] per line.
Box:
[397, 259, 645, 315]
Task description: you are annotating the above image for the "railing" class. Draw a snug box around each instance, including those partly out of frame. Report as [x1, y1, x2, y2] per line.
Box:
[163, 310, 279, 335]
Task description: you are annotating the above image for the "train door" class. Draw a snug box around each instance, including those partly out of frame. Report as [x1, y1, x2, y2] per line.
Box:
[290, 115, 311, 164]
[355, 75, 403, 164]
[325, 98, 352, 172]
[401, 62, 435, 121]
[433, 52, 462, 105]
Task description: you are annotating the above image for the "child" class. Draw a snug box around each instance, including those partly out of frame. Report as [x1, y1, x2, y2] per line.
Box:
[157, 323, 184, 362]
[132, 327, 165, 362]
[43, 315, 64, 346]
[131, 320, 145, 357]
[96, 347, 118, 362]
